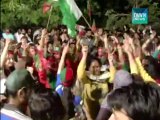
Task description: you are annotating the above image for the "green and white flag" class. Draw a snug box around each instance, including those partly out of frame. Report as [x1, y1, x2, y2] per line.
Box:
[59, 0, 82, 37]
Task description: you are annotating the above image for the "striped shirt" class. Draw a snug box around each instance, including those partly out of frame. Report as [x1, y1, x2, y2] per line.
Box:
[0, 104, 32, 120]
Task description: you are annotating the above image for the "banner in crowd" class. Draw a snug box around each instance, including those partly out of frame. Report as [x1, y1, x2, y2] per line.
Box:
[132, 8, 148, 24]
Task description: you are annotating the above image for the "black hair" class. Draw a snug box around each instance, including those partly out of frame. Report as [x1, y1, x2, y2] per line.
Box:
[5, 89, 17, 98]
[29, 86, 66, 120]
[107, 82, 160, 120]
[34, 34, 51, 45]
[97, 40, 104, 48]
[143, 56, 160, 79]
[5, 86, 31, 99]
[131, 74, 145, 85]
[47, 41, 53, 47]
[34, 35, 41, 45]
[85, 28, 91, 31]
[25, 56, 34, 67]
[4, 66, 15, 77]
[86, 56, 102, 71]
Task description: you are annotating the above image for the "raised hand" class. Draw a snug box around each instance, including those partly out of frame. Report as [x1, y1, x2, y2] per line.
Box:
[103, 33, 108, 42]
[60, 34, 65, 41]
[123, 40, 133, 54]
[110, 36, 119, 44]
[76, 34, 80, 41]
[150, 31, 156, 39]
[148, 25, 152, 31]
[134, 45, 142, 58]
[103, 33, 110, 51]
[130, 28, 135, 33]
[5, 39, 11, 46]
[108, 52, 114, 64]
[124, 33, 133, 45]
[82, 45, 88, 56]
[94, 32, 99, 38]
[27, 67, 34, 75]
[124, 25, 127, 31]
[41, 29, 47, 37]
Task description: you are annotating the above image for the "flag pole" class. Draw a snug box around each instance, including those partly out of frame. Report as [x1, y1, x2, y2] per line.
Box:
[46, 6, 53, 29]
[87, 0, 92, 24]
[82, 15, 92, 30]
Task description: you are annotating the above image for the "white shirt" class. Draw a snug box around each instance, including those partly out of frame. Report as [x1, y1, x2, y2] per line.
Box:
[0, 78, 6, 94]
[14, 32, 24, 43]
[14, 33, 32, 43]
[1, 107, 32, 120]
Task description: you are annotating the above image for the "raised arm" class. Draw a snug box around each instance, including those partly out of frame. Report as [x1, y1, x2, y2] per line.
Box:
[127, 35, 155, 83]
[57, 43, 69, 74]
[76, 35, 81, 51]
[108, 52, 116, 83]
[0, 39, 11, 68]
[39, 29, 47, 50]
[103, 33, 110, 53]
[43, 44, 48, 58]
[93, 32, 99, 47]
[123, 34, 138, 74]
[135, 57, 155, 83]
[111, 36, 125, 65]
[77, 45, 88, 83]
[142, 31, 156, 56]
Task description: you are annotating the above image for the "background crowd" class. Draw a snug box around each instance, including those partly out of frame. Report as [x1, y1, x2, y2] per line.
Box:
[0, 25, 160, 120]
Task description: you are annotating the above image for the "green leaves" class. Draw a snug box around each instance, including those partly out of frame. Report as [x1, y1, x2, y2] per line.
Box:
[1, 0, 159, 31]
[102, 0, 160, 31]
[1, 0, 60, 30]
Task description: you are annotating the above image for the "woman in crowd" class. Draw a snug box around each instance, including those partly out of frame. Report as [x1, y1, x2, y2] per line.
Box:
[25, 29, 52, 88]
[77, 42, 116, 119]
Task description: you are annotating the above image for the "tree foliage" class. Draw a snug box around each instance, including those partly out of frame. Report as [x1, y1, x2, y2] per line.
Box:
[1, 0, 160, 31]
[1, 0, 61, 30]
[77, 0, 160, 30]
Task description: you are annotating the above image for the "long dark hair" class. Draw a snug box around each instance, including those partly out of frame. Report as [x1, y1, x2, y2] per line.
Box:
[143, 56, 160, 79]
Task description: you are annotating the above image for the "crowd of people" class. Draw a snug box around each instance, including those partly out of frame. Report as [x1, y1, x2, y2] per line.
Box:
[0, 25, 160, 120]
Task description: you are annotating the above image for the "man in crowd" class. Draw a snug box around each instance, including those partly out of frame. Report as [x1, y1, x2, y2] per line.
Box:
[0, 69, 34, 120]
